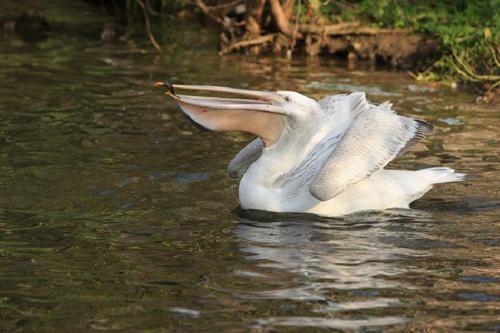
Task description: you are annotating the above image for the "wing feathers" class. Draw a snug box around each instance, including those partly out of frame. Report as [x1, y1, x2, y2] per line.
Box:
[228, 138, 264, 179]
[377, 101, 394, 112]
[396, 119, 434, 158]
[310, 98, 433, 201]
[319, 92, 370, 122]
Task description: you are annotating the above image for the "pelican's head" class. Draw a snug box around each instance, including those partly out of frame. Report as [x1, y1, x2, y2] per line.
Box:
[155, 83, 321, 147]
[275, 91, 322, 123]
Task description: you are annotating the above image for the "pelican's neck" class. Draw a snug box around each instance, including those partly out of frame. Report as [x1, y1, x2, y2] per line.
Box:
[247, 116, 328, 186]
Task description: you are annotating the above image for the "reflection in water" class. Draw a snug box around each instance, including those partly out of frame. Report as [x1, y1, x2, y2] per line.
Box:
[255, 316, 406, 330]
[235, 210, 434, 328]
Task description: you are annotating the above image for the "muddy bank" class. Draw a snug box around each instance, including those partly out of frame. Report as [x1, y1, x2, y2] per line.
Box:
[221, 24, 440, 71]
[303, 31, 438, 72]
[201, 0, 440, 71]
[0, 1, 446, 78]
[2, 9, 438, 73]
[194, 0, 497, 101]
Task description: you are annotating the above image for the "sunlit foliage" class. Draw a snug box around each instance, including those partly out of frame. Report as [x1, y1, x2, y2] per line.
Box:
[320, 0, 499, 88]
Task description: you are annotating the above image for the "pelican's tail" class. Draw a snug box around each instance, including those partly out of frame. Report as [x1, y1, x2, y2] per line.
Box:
[416, 167, 466, 184]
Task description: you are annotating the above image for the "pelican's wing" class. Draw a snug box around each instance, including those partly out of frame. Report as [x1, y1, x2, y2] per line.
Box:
[310, 105, 434, 201]
[319, 92, 370, 125]
[228, 138, 264, 179]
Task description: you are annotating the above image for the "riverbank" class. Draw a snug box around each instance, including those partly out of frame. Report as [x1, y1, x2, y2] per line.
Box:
[158, 0, 498, 102]
[220, 23, 439, 71]
[207, 0, 499, 102]
[3, 0, 498, 102]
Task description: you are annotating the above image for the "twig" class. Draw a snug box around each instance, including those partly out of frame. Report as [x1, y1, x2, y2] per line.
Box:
[144, 0, 175, 19]
[192, 0, 226, 25]
[135, 0, 163, 53]
[192, 0, 246, 26]
[299, 22, 358, 34]
[346, 27, 410, 34]
[299, 23, 409, 35]
[452, 47, 500, 81]
[146, 0, 162, 17]
[490, 45, 500, 68]
[269, 0, 293, 35]
[486, 80, 500, 95]
[406, 70, 418, 79]
[451, 58, 479, 82]
[222, 34, 276, 53]
[206, 0, 244, 11]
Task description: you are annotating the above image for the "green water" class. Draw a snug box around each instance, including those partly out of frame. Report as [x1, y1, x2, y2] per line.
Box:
[0, 1, 498, 331]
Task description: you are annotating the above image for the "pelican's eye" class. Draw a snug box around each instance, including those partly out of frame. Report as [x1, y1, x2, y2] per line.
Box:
[284, 96, 292, 103]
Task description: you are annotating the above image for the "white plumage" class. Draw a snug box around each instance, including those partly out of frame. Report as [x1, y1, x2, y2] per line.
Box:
[158, 83, 465, 216]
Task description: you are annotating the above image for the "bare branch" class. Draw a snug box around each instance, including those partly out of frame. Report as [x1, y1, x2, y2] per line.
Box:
[208, 0, 245, 11]
[135, 0, 163, 53]
[270, 0, 293, 35]
[299, 23, 411, 35]
[245, 0, 266, 36]
[452, 47, 500, 81]
[221, 34, 276, 54]
[192, 0, 246, 26]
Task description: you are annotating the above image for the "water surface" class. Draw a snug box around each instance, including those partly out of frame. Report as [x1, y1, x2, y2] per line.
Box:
[0, 2, 498, 331]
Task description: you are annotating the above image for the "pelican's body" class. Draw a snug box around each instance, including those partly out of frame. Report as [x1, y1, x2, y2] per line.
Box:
[241, 161, 456, 216]
[156, 83, 465, 216]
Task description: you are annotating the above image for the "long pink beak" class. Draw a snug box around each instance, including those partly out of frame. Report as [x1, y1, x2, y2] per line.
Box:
[156, 83, 286, 115]
[155, 83, 286, 147]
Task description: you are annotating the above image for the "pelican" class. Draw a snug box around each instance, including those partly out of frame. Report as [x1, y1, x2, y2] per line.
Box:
[155, 82, 465, 216]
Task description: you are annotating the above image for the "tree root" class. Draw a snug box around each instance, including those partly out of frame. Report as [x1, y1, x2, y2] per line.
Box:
[220, 34, 277, 54]
[135, 0, 163, 53]
[220, 23, 419, 64]
[300, 23, 410, 36]
[193, 0, 433, 70]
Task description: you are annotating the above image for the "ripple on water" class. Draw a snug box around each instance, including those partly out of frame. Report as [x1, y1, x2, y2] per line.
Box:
[173, 173, 211, 184]
[254, 316, 407, 330]
[459, 276, 500, 283]
[166, 307, 201, 318]
[438, 117, 465, 126]
[457, 293, 500, 301]
[314, 298, 400, 312]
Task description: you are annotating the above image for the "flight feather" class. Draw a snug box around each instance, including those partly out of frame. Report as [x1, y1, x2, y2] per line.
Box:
[310, 100, 434, 201]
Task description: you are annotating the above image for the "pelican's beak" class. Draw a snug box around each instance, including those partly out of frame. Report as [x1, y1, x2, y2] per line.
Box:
[155, 83, 286, 147]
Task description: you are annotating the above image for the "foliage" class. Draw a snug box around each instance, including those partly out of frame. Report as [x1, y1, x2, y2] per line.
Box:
[320, 0, 500, 88]
[107, 0, 499, 90]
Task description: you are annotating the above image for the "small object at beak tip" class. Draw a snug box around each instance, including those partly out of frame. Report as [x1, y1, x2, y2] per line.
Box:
[155, 79, 177, 97]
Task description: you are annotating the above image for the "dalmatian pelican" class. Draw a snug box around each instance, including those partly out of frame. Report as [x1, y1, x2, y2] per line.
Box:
[155, 82, 465, 216]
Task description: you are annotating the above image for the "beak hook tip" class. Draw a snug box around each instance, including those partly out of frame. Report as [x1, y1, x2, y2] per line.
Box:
[155, 80, 178, 98]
